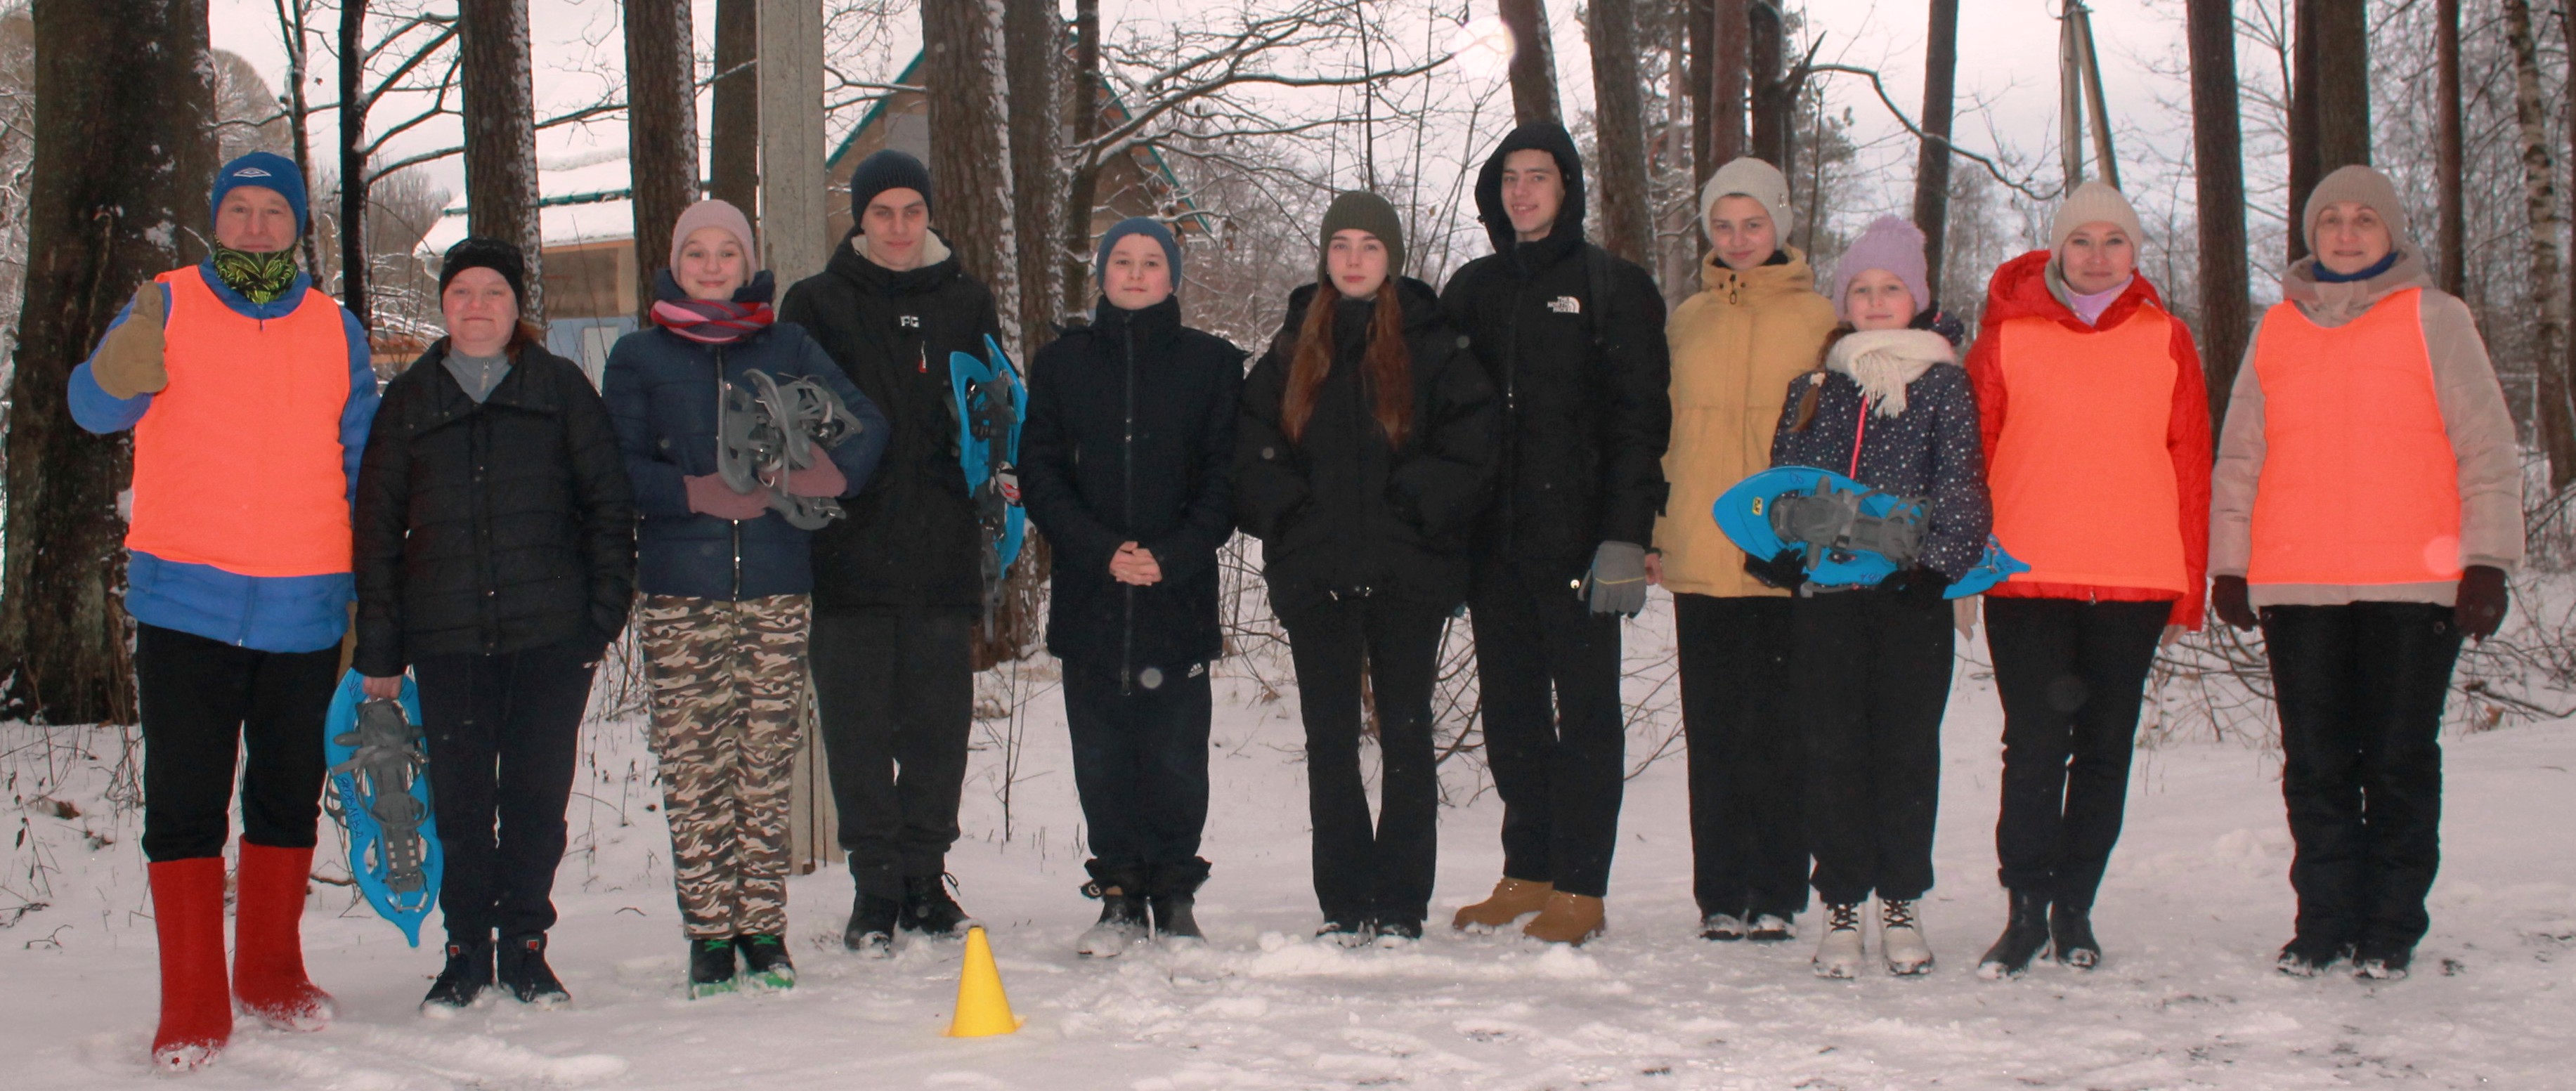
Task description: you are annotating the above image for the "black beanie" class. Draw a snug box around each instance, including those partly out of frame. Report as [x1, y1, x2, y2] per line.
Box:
[439, 236, 528, 303]
[1316, 191, 1406, 282]
[849, 149, 935, 226]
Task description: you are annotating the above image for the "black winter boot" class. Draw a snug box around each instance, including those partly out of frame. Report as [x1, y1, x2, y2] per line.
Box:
[902, 873, 977, 938]
[496, 933, 569, 1007]
[1076, 862, 1150, 958]
[736, 934, 796, 990]
[687, 937, 738, 998]
[2050, 902, 2103, 969]
[1148, 858, 1211, 944]
[2277, 934, 2353, 977]
[421, 936, 494, 1014]
[844, 890, 902, 956]
[1976, 890, 2052, 979]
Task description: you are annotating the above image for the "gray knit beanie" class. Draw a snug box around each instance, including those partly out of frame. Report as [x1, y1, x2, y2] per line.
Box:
[2303, 164, 2413, 249]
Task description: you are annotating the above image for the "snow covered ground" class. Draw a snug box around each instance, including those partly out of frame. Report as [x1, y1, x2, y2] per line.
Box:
[7, 613, 2576, 1090]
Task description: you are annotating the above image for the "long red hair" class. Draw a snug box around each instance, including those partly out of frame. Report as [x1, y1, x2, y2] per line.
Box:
[1281, 277, 1412, 447]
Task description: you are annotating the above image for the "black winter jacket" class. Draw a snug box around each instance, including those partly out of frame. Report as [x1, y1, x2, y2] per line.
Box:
[1020, 296, 1244, 675]
[1439, 122, 1672, 574]
[601, 274, 889, 601]
[353, 340, 635, 675]
[1235, 278, 1502, 615]
[1767, 327, 1991, 582]
[779, 231, 1002, 612]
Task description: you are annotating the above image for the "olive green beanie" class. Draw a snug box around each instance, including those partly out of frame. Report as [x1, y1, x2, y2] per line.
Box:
[1317, 190, 1406, 282]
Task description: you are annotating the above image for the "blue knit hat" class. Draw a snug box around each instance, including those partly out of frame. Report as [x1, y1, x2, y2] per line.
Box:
[211, 152, 308, 234]
[1095, 216, 1180, 293]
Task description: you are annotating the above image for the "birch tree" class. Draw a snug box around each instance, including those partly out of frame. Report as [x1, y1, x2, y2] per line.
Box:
[2503, 0, 2572, 488]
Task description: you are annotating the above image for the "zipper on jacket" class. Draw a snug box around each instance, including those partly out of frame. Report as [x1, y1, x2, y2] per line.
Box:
[1120, 323, 1138, 695]
[716, 345, 744, 600]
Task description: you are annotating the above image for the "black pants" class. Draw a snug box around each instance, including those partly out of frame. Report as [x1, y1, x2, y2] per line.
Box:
[1281, 594, 1448, 927]
[1675, 594, 1806, 919]
[811, 606, 975, 899]
[1793, 590, 1953, 905]
[1986, 597, 2168, 908]
[413, 639, 598, 943]
[1063, 660, 1212, 868]
[137, 623, 341, 862]
[2263, 602, 2461, 954]
[1469, 558, 1627, 899]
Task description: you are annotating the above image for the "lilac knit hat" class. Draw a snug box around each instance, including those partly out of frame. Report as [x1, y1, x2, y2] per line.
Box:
[1830, 216, 1932, 320]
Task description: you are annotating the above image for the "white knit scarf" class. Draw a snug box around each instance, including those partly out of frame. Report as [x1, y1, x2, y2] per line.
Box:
[1825, 329, 1955, 419]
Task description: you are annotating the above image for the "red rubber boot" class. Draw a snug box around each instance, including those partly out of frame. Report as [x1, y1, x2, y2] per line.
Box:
[148, 858, 233, 1070]
[231, 843, 335, 1031]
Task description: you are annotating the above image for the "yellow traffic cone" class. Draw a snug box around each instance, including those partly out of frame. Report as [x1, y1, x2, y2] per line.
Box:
[944, 925, 1023, 1037]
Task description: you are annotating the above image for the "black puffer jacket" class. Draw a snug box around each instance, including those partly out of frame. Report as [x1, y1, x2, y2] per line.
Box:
[353, 340, 635, 675]
[1235, 278, 1502, 615]
[1438, 122, 1672, 575]
[779, 230, 1001, 612]
[1020, 296, 1244, 675]
[1767, 325, 1990, 581]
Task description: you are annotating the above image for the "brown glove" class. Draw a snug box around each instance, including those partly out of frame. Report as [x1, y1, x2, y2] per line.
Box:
[92, 281, 170, 399]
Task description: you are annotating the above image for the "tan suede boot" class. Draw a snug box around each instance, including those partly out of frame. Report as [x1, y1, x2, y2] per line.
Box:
[1522, 891, 1606, 945]
[1450, 877, 1554, 930]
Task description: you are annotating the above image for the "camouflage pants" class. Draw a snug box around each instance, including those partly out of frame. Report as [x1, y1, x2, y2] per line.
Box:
[637, 594, 810, 939]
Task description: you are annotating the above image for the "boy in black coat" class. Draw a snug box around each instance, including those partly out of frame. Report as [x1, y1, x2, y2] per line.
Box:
[1020, 218, 1244, 956]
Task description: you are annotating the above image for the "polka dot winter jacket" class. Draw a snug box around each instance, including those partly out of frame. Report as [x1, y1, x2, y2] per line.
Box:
[1767, 325, 1993, 582]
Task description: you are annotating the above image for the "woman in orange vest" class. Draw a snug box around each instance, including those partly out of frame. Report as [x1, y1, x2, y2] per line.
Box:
[2211, 165, 2520, 982]
[1962, 183, 2210, 979]
[67, 152, 379, 1070]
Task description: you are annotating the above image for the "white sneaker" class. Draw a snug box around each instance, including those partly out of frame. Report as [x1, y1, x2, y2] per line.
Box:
[1881, 899, 1934, 976]
[1812, 903, 1866, 979]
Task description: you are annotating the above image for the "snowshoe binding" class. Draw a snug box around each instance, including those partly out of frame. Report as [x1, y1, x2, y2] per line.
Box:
[718, 367, 869, 530]
[948, 334, 1028, 632]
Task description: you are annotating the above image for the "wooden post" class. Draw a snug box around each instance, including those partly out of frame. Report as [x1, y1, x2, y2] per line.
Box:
[757, 0, 838, 870]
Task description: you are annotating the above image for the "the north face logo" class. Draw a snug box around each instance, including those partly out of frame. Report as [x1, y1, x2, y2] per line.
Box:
[231, 167, 273, 178]
[1548, 296, 1581, 315]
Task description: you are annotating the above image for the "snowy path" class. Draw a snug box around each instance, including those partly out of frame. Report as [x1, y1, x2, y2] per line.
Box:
[6, 654, 2575, 1089]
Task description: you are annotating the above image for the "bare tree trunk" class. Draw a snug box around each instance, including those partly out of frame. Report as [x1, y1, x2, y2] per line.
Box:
[2189, 0, 2252, 434]
[1587, 0, 1651, 265]
[2437, 0, 2464, 296]
[1686, 0, 1710, 184]
[625, 0, 698, 320]
[1748, 0, 1788, 172]
[1059, 0, 1100, 320]
[709, 0, 757, 213]
[2286, 0, 2367, 261]
[339, 0, 368, 327]
[2285, 0, 2317, 261]
[1500, 0, 1560, 126]
[460, 0, 544, 323]
[1911, 0, 1958, 293]
[1002, 0, 1058, 346]
[0, 0, 216, 723]
[1690, 0, 1748, 185]
[2504, 0, 2575, 488]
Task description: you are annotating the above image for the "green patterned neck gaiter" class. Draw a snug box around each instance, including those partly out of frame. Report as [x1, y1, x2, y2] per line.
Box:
[211, 244, 299, 304]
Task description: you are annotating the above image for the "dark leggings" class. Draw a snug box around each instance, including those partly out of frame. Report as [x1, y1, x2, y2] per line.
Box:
[414, 639, 599, 942]
[1985, 596, 2168, 908]
[1280, 594, 1450, 927]
[137, 623, 339, 862]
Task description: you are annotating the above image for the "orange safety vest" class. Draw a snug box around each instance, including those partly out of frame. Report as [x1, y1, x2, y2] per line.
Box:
[2246, 289, 2462, 586]
[1985, 307, 2191, 596]
[125, 266, 355, 577]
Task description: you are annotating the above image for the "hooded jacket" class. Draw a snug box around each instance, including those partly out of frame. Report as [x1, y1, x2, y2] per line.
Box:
[1235, 278, 1502, 615]
[601, 273, 888, 601]
[1438, 122, 1672, 574]
[1654, 249, 1840, 597]
[353, 339, 635, 674]
[2210, 246, 2521, 607]
[1020, 296, 1245, 675]
[779, 229, 1003, 611]
[1769, 329, 1991, 582]
[1963, 250, 2210, 628]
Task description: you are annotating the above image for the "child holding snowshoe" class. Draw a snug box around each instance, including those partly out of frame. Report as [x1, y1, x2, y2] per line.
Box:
[1759, 215, 1989, 979]
[603, 199, 887, 997]
[1655, 157, 1839, 945]
[1962, 183, 2211, 979]
[354, 237, 635, 1012]
[1235, 192, 1500, 946]
[1021, 218, 1244, 958]
[2211, 166, 2520, 981]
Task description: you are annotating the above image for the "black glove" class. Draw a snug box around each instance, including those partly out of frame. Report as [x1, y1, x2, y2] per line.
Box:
[1743, 547, 1807, 591]
[2211, 575, 2256, 631]
[1878, 566, 1951, 608]
[2455, 565, 2509, 641]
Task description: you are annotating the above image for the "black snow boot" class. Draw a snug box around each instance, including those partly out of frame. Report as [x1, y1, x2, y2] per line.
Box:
[496, 933, 570, 1007]
[421, 936, 495, 1014]
[687, 936, 739, 998]
[844, 890, 902, 956]
[1148, 858, 1212, 944]
[2050, 902, 2103, 969]
[2275, 935, 2353, 978]
[1076, 862, 1151, 958]
[902, 873, 978, 938]
[2353, 940, 2414, 981]
[736, 934, 796, 991]
[1976, 890, 2052, 980]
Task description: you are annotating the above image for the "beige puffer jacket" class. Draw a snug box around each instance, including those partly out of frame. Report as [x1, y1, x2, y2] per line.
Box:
[1654, 250, 1840, 597]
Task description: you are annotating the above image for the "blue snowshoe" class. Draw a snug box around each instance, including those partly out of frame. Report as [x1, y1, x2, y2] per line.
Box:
[323, 670, 442, 946]
[1713, 466, 2025, 598]
[950, 334, 1027, 627]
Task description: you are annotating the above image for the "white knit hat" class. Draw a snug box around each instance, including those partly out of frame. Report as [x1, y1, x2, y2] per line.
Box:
[2050, 181, 2145, 254]
[1702, 157, 1795, 240]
